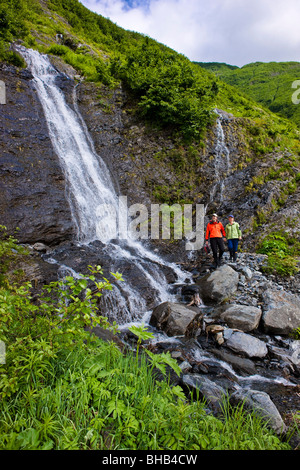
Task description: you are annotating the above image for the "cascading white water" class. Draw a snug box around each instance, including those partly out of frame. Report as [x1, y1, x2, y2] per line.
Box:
[206, 109, 231, 213]
[19, 47, 120, 243]
[18, 47, 192, 323]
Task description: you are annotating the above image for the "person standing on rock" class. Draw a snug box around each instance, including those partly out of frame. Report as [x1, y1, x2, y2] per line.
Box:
[225, 214, 242, 262]
[205, 213, 226, 268]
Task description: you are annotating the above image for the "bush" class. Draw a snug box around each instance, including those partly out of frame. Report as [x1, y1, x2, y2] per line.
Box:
[114, 42, 217, 139]
[258, 232, 299, 276]
[47, 45, 114, 85]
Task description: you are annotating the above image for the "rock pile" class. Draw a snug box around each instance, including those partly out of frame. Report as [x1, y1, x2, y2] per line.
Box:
[145, 253, 300, 438]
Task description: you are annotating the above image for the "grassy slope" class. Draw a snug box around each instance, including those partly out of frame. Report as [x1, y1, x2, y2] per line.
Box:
[0, 1, 298, 451]
[197, 60, 300, 128]
[1, 0, 299, 137]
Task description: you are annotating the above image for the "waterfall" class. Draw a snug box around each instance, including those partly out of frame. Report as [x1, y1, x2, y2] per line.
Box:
[18, 47, 192, 324]
[18, 47, 120, 243]
[206, 109, 231, 213]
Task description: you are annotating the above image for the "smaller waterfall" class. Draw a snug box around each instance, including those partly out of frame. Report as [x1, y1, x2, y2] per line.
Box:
[206, 110, 231, 213]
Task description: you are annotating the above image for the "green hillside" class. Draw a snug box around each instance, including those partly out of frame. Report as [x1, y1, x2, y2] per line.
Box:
[195, 62, 239, 73]
[1, 0, 300, 198]
[0, 1, 300, 450]
[197, 60, 300, 128]
[1, 0, 300, 144]
[0, 0, 220, 139]
[1, 0, 300, 228]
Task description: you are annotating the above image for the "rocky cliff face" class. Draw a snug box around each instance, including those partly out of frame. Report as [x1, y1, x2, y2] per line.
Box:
[0, 61, 75, 245]
[0, 56, 299, 257]
[77, 80, 300, 255]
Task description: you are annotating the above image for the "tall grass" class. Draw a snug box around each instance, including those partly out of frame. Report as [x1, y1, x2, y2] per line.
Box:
[0, 337, 292, 450]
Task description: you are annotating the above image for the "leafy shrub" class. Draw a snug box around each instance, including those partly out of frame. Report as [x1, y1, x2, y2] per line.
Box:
[0, 0, 40, 65]
[0, 226, 27, 286]
[291, 326, 300, 340]
[46, 44, 69, 56]
[258, 232, 299, 276]
[113, 42, 217, 139]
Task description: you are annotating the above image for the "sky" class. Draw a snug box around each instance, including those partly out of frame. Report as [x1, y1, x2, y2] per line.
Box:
[80, 0, 300, 67]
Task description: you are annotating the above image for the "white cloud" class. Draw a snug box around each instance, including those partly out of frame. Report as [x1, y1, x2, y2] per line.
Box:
[81, 0, 300, 66]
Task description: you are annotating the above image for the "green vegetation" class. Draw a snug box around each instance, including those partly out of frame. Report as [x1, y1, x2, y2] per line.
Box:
[258, 231, 300, 276]
[291, 326, 300, 340]
[197, 60, 300, 128]
[113, 43, 218, 139]
[46, 43, 115, 85]
[0, 0, 34, 66]
[0, 226, 293, 450]
[0, 0, 219, 139]
[195, 62, 239, 73]
[2, 0, 300, 143]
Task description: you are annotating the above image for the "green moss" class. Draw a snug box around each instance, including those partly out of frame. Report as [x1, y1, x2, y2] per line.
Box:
[258, 231, 300, 276]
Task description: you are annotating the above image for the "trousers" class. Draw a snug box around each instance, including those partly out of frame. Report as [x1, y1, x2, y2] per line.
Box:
[209, 237, 225, 262]
[227, 238, 239, 254]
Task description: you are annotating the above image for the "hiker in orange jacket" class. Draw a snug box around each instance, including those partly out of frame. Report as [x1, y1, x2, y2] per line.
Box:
[205, 213, 226, 268]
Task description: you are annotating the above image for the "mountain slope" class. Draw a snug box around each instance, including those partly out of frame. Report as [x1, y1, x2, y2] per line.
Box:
[1, 0, 221, 139]
[196, 60, 300, 128]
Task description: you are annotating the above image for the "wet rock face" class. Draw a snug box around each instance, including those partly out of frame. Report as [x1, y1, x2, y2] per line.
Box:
[197, 264, 239, 304]
[150, 301, 202, 337]
[225, 331, 268, 358]
[262, 289, 300, 335]
[0, 63, 75, 245]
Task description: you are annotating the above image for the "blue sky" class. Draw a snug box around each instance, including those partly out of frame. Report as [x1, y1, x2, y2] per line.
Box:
[81, 0, 300, 67]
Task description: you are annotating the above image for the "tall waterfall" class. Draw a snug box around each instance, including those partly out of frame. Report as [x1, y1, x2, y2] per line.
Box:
[18, 47, 191, 324]
[19, 47, 119, 243]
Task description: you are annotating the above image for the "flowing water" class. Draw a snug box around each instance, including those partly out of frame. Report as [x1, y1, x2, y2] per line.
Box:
[18, 47, 192, 324]
[206, 109, 231, 213]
